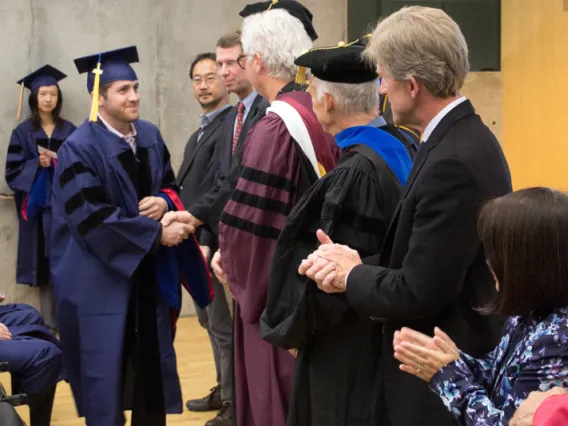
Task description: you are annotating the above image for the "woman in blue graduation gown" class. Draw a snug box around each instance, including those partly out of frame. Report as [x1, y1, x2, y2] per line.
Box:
[4, 65, 76, 330]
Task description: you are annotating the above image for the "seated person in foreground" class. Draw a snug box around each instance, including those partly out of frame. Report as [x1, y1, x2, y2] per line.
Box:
[394, 187, 568, 426]
[261, 42, 412, 426]
[0, 298, 62, 426]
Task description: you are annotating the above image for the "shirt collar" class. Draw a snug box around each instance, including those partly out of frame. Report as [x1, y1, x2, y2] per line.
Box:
[367, 115, 388, 128]
[199, 103, 232, 129]
[421, 96, 467, 143]
[98, 113, 137, 139]
[239, 90, 258, 112]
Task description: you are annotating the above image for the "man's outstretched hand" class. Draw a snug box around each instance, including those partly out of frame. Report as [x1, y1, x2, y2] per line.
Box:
[161, 211, 203, 229]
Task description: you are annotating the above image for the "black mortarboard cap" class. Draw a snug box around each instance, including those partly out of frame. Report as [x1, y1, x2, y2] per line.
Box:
[239, 0, 318, 41]
[294, 42, 378, 84]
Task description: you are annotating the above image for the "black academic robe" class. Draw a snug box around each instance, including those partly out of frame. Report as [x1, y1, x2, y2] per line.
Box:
[261, 144, 404, 426]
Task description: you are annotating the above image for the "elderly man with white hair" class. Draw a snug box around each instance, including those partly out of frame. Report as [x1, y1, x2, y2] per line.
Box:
[299, 6, 512, 426]
[208, 8, 336, 426]
[261, 42, 412, 426]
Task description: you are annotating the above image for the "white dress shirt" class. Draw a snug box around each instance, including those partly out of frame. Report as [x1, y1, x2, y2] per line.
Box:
[98, 113, 138, 153]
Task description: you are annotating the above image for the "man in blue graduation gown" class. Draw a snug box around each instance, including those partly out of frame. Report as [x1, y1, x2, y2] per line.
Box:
[0, 297, 62, 426]
[49, 46, 212, 426]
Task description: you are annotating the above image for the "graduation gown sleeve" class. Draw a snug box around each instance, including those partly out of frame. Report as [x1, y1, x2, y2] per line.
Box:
[5, 128, 38, 193]
[55, 141, 161, 281]
[262, 153, 401, 349]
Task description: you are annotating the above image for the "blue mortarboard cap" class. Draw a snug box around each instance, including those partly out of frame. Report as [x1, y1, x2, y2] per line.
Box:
[73, 45, 139, 93]
[17, 65, 67, 92]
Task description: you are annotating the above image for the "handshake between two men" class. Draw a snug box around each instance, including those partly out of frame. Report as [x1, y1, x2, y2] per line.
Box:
[137, 196, 203, 248]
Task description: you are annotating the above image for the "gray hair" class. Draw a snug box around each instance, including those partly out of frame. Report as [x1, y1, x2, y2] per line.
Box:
[314, 77, 378, 115]
[241, 9, 313, 80]
[365, 6, 469, 98]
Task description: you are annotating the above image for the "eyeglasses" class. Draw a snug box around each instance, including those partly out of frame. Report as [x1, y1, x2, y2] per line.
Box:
[237, 54, 247, 70]
[192, 75, 218, 86]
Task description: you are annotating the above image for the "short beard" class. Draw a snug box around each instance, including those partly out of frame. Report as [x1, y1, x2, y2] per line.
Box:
[199, 97, 222, 110]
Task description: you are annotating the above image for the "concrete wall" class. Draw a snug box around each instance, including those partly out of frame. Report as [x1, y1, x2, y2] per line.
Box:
[0, 0, 347, 314]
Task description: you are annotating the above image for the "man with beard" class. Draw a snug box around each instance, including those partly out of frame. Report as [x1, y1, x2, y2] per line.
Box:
[177, 52, 234, 426]
[49, 45, 211, 426]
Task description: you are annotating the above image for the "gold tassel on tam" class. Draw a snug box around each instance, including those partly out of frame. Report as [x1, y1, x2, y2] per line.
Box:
[16, 82, 24, 120]
[267, 0, 278, 10]
[295, 48, 310, 85]
[295, 65, 307, 85]
[89, 56, 103, 122]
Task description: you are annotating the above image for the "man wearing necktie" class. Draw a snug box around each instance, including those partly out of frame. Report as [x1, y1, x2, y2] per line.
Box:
[167, 31, 269, 240]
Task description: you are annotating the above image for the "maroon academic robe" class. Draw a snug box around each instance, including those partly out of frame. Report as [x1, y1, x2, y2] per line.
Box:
[218, 90, 336, 426]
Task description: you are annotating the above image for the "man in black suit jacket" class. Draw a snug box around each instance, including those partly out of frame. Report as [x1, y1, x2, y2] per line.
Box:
[180, 33, 268, 426]
[299, 6, 512, 426]
[178, 52, 235, 426]
[181, 31, 269, 237]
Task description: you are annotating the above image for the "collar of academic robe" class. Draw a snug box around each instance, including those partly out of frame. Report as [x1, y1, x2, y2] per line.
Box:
[94, 118, 156, 158]
[402, 99, 476, 197]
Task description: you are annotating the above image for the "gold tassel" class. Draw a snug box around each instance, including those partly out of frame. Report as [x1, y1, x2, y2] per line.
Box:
[317, 162, 327, 178]
[295, 65, 307, 85]
[267, 0, 278, 10]
[16, 82, 24, 121]
[89, 60, 104, 122]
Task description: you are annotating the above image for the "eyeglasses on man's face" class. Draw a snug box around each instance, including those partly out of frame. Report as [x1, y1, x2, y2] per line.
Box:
[192, 74, 218, 86]
[237, 54, 248, 70]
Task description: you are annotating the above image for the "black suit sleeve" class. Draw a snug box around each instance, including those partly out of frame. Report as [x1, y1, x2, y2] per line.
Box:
[346, 158, 481, 321]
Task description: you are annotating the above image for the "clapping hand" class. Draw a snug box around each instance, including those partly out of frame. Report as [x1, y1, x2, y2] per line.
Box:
[298, 230, 362, 293]
[393, 327, 460, 382]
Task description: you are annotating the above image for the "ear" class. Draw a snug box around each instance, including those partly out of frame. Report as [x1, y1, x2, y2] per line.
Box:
[323, 93, 334, 114]
[408, 76, 420, 99]
[254, 53, 264, 74]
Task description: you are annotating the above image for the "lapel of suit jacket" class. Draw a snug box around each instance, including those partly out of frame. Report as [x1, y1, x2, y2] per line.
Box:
[380, 100, 477, 256]
[400, 100, 476, 200]
[180, 108, 231, 183]
[177, 131, 199, 185]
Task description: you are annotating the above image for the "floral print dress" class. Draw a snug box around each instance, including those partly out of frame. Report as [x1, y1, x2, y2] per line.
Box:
[429, 307, 568, 425]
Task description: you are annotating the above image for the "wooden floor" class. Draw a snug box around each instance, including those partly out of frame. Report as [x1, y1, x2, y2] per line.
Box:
[51, 316, 219, 425]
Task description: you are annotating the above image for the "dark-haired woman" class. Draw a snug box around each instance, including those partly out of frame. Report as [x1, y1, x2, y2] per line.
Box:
[5, 65, 76, 330]
[393, 187, 568, 426]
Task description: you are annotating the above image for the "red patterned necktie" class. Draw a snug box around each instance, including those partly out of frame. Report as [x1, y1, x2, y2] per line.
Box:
[232, 102, 245, 155]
